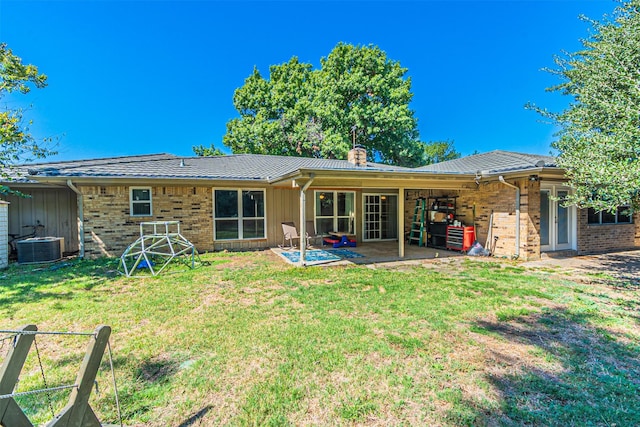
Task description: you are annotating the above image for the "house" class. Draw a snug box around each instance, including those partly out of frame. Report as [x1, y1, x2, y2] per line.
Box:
[2, 148, 638, 262]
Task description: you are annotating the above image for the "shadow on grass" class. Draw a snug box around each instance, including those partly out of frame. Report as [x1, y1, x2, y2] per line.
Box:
[112, 354, 184, 422]
[461, 307, 640, 426]
[576, 252, 640, 290]
[135, 355, 181, 384]
[0, 258, 119, 306]
[177, 405, 213, 427]
[0, 285, 75, 307]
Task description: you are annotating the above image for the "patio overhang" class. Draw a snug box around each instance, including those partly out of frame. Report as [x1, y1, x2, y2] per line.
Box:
[273, 168, 480, 190]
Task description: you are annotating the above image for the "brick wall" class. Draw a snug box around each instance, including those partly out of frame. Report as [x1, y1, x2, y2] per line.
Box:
[80, 185, 214, 258]
[0, 202, 8, 268]
[404, 178, 539, 260]
[524, 180, 542, 260]
[79, 182, 640, 260]
[405, 181, 640, 259]
[577, 210, 640, 254]
[461, 179, 539, 260]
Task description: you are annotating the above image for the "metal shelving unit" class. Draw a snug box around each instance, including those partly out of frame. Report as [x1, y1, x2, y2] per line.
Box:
[427, 196, 457, 249]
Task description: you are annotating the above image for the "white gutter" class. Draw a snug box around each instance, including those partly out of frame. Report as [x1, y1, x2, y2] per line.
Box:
[299, 174, 315, 266]
[66, 180, 85, 259]
[498, 176, 520, 259]
[267, 168, 481, 185]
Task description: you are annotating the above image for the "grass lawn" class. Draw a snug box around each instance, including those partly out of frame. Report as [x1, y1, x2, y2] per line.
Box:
[1, 251, 639, 426]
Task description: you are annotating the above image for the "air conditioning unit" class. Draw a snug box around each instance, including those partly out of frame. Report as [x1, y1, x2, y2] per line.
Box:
[17, 237, 64, 264]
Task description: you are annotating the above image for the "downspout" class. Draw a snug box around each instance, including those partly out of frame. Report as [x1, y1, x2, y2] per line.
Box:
[398, 187, 405, 258]
[66, 180, 85, 259]
[299, 174, 315, 266]
[498, 176, 519, 259]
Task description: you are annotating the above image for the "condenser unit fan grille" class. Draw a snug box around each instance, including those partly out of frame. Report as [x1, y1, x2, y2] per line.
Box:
[17, 237, 64, 264]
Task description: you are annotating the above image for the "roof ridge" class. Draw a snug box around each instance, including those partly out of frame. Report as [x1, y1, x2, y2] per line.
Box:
[25, 153, 177, 167]
[500, 151, 556, 167]
[188, 153, 395, 167]
[493, 149, 555, 159]
[224, 153, 330, 160]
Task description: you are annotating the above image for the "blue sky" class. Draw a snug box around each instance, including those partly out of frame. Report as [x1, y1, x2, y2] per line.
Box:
[1, 0, 615, 162]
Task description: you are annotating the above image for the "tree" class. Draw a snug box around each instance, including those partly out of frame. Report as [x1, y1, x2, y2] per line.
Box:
[530, 0, 640, 211]
[1, 43, 54, 193]
[224, 58, 320, 158]
[192, 144, 225, 156]
[423, 140, 460, 164]
[223, 43, 437, 167]
[313, 43, 423, 166]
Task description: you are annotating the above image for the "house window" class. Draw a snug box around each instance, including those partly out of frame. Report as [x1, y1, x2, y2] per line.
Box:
[130, 187, 152, 216]
[214, 189, 265, 240]
[315, 191, 355, 234]
[587, 206, 633, 224]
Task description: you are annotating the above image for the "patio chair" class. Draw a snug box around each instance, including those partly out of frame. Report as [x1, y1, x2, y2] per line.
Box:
[305, 220, 323, 247]
[281, 222, 300, 249]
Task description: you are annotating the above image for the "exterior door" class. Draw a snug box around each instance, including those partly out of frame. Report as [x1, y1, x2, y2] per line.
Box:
[540, 185, 575, 252]
[363, 194, 398, 241]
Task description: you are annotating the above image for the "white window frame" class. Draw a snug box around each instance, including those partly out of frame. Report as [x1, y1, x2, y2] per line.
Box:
[130, 187, 152, 217]
[540, 184, 577, 252]
[362, 193, 398, 241]
[314, 190, 356, 234]
[212, 188, 266, 241]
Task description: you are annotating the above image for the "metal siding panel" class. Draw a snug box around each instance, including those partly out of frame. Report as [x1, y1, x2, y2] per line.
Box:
[3, 188, 78, 253]
[56, 189, 79, 252]
[33, 189, 47, 226]
[264, 188, 299, 247]
[266, 188, 278, 247]
[44, 189, 58, 235]
[69, 193, 79, 251]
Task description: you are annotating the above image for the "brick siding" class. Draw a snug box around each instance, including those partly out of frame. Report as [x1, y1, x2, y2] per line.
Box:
[80, 185, 214, 258]
[577, 210, 640, 254]
[404, 179, 539, 260]
[78, 182, 640, 260]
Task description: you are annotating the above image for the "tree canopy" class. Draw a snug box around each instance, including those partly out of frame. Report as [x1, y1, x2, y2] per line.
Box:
[423, 140, 460, 164]
[531, 0, 640, 211]
[219, 43, 447, 167]
[192, 144, 225, 157]
[1, 43, 54, 193]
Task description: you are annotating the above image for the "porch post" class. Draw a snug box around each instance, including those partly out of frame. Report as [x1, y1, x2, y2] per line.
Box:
[299, 175, 315, 266]
[398, 187, 405, 258]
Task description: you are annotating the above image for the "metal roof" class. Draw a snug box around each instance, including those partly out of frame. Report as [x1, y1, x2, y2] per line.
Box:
[416, 150, 557, 174]
[1, 150, 560, 184]
[8, 153, 409, 182]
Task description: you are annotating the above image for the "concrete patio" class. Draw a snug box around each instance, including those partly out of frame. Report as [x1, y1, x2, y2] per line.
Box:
[281, 241, 466, 266]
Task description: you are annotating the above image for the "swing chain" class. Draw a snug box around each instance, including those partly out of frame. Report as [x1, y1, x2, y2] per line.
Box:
[107, 339, 124, 427]
[0, 333, 17, 354]
[0, 326, 122, 426]
[33, 336, 56, 418]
